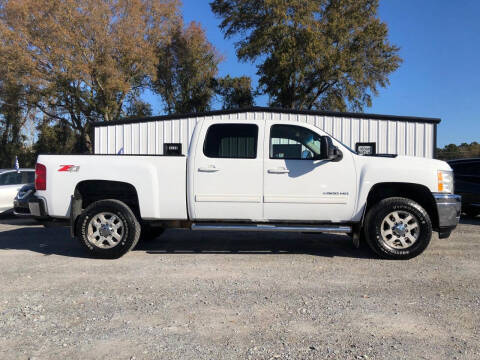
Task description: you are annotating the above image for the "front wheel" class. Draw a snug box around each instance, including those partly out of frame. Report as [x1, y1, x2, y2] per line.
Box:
[364, 197, 432, 260]
[76, 199, 141, 259]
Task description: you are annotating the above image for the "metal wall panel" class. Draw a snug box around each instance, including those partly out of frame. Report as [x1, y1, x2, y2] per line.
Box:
[94, 111, 436, 158]
[94, 127, 100, 153]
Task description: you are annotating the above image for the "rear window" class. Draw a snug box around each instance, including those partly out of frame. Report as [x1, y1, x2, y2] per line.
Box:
[22, 171, 35, 184]
[0, 172, 22, 185]
[203, 124, 258, 159]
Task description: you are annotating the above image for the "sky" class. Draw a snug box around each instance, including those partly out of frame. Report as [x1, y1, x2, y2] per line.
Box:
[144, 0, 480, 147]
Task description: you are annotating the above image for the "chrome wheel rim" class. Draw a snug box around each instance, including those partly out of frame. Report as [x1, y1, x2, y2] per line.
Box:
[380, 211, 420, 250]
[87, 212, 124, 249]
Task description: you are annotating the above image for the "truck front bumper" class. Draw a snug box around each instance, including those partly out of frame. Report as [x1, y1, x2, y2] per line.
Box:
[433, 193, 461, 238]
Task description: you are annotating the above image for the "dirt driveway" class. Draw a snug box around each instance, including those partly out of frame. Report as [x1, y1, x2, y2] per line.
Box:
[0, 217, 479, 360]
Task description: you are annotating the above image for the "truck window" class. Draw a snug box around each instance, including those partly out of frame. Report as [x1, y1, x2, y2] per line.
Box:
[0, 172, 22, 185]
[451, 162, 475, 175]
[270, 124, 322, 160]
[469, 162, 480, 176]
[203, 124, 258, 159]
[22, 171, 35, 184]
[475, 163, 480, 176]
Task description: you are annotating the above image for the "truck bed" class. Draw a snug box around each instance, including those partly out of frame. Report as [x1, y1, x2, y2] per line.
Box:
[35, 155, 188, 220]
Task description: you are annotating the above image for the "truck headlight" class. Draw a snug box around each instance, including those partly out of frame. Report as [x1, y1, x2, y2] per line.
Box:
[437, 170, 454, 193]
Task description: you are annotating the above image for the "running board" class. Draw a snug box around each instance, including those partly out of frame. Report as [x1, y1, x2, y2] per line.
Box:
[191, 223, 351, 233]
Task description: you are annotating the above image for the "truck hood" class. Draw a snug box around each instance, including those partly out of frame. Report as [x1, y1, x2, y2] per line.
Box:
[354, 154, 451, 194]
[357, 155, 452, 172]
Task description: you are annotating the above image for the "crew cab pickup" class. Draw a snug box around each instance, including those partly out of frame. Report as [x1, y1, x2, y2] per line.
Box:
[29, 118, 461, 259]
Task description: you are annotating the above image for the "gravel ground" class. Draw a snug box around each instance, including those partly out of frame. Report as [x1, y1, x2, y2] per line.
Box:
[0, 217, 479, 360]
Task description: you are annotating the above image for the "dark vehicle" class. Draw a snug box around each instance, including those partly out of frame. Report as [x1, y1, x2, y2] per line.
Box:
[448, 158, 480, 217]
[13, 183, 36, 216]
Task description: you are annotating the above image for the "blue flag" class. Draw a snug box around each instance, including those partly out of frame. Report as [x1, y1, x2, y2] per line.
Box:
[117, 147, 124, 155]
[14, 156, 20, 172]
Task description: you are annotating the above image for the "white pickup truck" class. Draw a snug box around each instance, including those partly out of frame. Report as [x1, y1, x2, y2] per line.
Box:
[29, 118, 461, 259]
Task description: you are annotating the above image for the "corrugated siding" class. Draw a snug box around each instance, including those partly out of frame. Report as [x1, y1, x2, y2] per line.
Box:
[95, 111, 435, 158]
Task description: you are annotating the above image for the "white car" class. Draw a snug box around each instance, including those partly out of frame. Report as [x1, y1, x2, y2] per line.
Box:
[0, 169, 35, 214]
[30, 118, 461, 259]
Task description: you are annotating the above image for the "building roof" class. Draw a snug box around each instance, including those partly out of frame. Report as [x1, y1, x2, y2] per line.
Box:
[94, 106, 442, 128]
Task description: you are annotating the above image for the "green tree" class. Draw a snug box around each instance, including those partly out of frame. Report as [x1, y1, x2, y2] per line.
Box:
[154, 22, 222, 114]
[436, 142, 480, 160]
[34, 118, 82, 155]
[210, 0, 402, 111]
[0, 82, 30, 167]
[124, 98, 153, 118]
[214, 75, 255, 109]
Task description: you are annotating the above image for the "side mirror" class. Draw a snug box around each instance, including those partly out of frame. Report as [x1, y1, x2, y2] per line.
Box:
[320, 136, 343, 162]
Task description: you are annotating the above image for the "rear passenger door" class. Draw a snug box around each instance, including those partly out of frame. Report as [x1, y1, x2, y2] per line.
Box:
[192, 121, 265, 220]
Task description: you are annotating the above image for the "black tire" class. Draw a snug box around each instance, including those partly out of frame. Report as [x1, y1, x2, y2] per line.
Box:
[364, 197, 432, 260]
[0, 209, 14, 219]
[140, 223, 165, 242]
[76, 199, 141, 259]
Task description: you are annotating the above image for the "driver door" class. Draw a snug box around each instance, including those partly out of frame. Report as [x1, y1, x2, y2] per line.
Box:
[263, 122, 357, 222]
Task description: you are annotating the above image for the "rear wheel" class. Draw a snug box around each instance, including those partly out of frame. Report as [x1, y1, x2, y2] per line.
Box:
[364, 197, 432, 260]
[76, 199, 140, 259]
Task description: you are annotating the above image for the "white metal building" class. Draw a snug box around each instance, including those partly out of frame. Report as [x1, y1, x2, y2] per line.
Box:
[94, 107, 440, 158]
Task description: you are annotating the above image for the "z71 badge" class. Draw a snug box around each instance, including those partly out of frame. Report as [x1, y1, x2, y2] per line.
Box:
[58, 165, 80, 172]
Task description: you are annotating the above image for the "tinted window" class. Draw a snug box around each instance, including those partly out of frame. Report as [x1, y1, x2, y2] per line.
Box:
[22, 171, 35, 184]
[451, 162, 480, 176]
[270, 124, 322, 160]
[0, 172, 22, 185]
[204, 124, 258, 159]
[450, 163, 463, 174]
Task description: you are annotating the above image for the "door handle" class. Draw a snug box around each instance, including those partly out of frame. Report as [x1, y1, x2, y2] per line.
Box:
[268, 168, 290, 174]
[198, 166, 220, 173]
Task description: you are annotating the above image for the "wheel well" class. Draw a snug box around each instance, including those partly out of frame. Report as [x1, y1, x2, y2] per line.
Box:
[365, 183, 439, 230]
[74, 180, 140, 218]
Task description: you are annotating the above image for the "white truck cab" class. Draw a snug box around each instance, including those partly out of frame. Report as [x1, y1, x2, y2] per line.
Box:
[29, 118, 461, 259]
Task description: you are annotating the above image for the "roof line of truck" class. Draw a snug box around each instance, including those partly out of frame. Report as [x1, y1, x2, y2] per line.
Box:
[93, 107, 442, 127]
